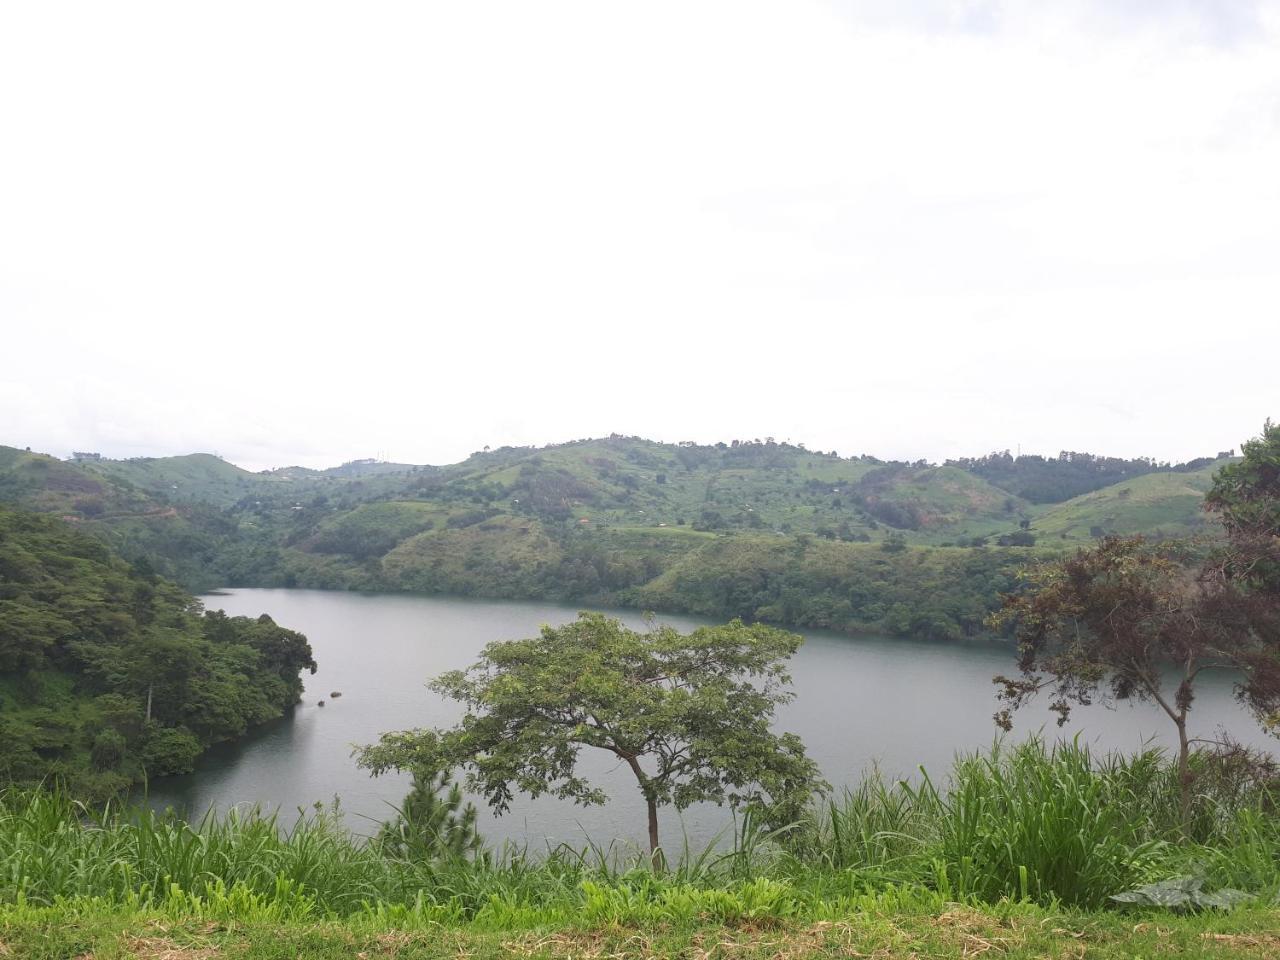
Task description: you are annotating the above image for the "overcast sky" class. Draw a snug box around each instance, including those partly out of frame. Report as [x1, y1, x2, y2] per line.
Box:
[2, 1, 1278, 471]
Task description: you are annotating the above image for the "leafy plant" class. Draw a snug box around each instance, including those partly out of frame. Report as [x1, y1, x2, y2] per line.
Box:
[1111, 876, 1255, 911]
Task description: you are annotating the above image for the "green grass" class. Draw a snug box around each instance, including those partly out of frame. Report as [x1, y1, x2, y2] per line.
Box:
[3, 739, 1280, 957]
[5, 895, 1280, 959]
[1030, 463, 1227, 541]
[2, 741, 1276, 915]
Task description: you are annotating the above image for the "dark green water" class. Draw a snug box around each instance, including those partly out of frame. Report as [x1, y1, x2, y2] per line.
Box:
[145, 588, 1268, 851]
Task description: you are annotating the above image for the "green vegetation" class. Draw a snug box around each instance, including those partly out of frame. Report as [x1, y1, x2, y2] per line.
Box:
[991, 421, 1280, 820]
[8, 900, 1280, 960]
[377, 770, 483, 862]
[79, 452, 268, 508]
[991, 534, 1280, 822]
[948, 448, 1229, 503]
[0, 446, 241, 590]
[0, 505, 315, 799]
[0, 437, 1241, 642]
[358, 614, 821, 857]
[626, 536, 1032, 641]
[1030, 463, 1225, 541]
[1205, 417, 1280, 595]
[0, 421, 1275, 954]
[2, 739, 1279, 957]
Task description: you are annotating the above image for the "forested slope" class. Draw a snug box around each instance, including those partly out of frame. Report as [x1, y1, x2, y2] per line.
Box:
[0, 505, 315, 798]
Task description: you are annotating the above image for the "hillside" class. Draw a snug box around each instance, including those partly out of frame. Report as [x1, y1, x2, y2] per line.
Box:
[627, 535, 1032, 641]
[947, 449, 1229, 503]
[0, 438, 1238, 642]
[81, 452, 269, 508]
[0, 505, 315, 799]
[380, 437, 1028, 540]
[0, 446, 244, 589]
[1029, 462, 1226, 541]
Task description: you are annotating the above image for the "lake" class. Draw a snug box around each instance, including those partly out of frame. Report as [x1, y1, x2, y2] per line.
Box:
[145, 588, 1272, 851]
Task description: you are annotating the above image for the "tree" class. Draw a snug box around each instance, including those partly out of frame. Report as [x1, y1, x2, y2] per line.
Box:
[1204, 418, 1280, 598]
[997, 530, 1036, 547]
[377, 770, 482, 862]
[140, 725, 201, 775]
[984, 422, 1280, 827]
[357, 613, 821, 862]
[881, 532, 907, 552]
[1200, 418, 1280, 727]
[989, 532, 1279, 825]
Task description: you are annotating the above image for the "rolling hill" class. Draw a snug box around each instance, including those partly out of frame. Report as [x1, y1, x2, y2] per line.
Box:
[79, 452, 268, 508]
[1029, 463, 1226, 541]
[0, 437, 1238, 642]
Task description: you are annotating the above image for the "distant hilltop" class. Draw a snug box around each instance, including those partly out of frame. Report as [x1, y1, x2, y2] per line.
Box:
[0, 434, 1246, 643]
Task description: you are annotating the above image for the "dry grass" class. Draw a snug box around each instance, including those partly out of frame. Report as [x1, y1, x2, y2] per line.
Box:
[119, 937, 219, 960]
[8, 905, 1280, 960]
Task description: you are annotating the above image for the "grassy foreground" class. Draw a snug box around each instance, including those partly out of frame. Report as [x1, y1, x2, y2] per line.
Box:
[5, 895, 1280, 959]
[2, 739, 1279, 957]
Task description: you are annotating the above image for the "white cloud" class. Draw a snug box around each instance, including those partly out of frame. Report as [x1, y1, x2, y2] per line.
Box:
[1, 1, 1277, 469]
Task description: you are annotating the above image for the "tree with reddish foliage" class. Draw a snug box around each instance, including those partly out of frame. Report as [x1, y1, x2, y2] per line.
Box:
[989, 420, 1280, 826]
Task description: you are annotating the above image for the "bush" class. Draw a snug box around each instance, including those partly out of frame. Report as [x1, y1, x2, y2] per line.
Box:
[90, 729, 127, 770]
[140, 726, 201, 775]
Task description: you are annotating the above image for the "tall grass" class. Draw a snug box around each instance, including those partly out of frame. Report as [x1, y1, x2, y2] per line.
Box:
[787, 738, 1280, 908]
[921, 739, 1164, 905]
[0, 739, 1276, 920]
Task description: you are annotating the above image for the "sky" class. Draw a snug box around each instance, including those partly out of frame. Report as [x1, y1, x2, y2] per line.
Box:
[2, 1, 1278, 472]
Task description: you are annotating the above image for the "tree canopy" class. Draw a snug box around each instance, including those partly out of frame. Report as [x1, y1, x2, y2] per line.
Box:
[0, 505, 315, 798]
[1204, 418, 1280, 598]
[358, 613, 822, 857]
[989, 420, 1280, 823]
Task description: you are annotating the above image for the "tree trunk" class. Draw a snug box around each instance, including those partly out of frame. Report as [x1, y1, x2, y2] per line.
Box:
[620, 751, 663, 869]
[1176, 716, 1192, 832]
[646, 796, 662, 869]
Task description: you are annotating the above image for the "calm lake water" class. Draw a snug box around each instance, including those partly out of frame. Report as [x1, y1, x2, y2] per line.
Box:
[146, 588, 1273, 851]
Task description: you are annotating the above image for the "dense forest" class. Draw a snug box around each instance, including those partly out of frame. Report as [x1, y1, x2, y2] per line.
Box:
[0, 437, 1235, 645]
[0, 505, 315, 799]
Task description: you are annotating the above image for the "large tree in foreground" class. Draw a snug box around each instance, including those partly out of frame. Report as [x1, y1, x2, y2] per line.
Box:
[357, 613, 822, 859]
[990, 420, 1280, 825]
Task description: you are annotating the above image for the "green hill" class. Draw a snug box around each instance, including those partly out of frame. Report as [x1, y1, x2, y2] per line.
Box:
[81, 452, 275, 508]
[1029, 462, 1229, 541]
[400, 437, 1026, 541]
[0, 446, 245, 589]
[0, 445, 147, 514]
[0, 438, 1240, 643]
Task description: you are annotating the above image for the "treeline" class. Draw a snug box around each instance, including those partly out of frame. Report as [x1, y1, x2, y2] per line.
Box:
[0, 506, 315, 799]
[211, 515, 1028, 644]
[624, 536, 1029, 642]
[948, 450, 1230, 504]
